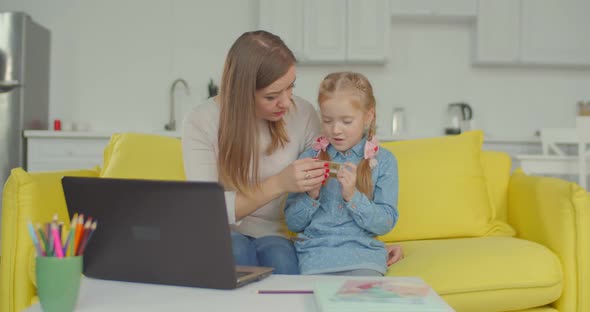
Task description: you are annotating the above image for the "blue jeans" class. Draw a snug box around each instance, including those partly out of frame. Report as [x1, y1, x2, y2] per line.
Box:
[230, 231, 300, 275]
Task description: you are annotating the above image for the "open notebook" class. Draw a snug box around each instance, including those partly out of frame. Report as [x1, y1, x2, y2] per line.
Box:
[314, 277, 455, 312]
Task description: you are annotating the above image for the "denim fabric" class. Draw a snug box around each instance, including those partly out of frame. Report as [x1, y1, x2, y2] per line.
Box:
[230, 231, 299, 275]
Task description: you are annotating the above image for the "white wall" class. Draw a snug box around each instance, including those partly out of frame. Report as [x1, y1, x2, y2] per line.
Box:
[3, 1, 590, 139]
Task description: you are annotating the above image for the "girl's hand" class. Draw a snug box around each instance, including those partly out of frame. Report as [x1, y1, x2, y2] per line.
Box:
[307, 187, 321, 200]
[337, 162, 357, 202]
[278, 158, 328, 193]
[386, 244, 404, 266]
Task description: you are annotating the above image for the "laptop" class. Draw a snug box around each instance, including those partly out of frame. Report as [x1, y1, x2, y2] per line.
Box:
[61, 176, 274, 290]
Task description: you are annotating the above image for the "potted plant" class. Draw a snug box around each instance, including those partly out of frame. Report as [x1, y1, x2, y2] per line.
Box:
[208, 79, 219, 98]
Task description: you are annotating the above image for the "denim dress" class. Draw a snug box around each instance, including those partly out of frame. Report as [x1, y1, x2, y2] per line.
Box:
[284, 137, 399, 275]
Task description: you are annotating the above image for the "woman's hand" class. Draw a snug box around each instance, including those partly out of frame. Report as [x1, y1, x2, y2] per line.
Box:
[386, 244, 404, 266]
[278, 158, 328, 193]
[337, 162, 357, 202]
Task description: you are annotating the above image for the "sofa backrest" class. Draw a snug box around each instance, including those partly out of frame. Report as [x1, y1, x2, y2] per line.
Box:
[100, 132, 515, 242]
[101, 133, 185, 180]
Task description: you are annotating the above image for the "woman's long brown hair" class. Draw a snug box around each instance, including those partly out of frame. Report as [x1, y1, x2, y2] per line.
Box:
[317, 72, 377, 199]
[217, 31, 295, 195]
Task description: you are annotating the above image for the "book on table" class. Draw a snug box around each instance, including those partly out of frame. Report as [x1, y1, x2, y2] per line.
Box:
[314, 277, 455, 312]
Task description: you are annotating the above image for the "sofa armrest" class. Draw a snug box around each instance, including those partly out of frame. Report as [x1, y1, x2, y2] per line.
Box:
[1, 167, 100, 312]
[508, 169, 590, 312]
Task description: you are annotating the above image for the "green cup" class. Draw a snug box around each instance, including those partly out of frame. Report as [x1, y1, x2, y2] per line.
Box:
[36, 256, 82, 312]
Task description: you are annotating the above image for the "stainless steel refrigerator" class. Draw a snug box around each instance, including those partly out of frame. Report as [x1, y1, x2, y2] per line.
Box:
[0, 12, 50, 245]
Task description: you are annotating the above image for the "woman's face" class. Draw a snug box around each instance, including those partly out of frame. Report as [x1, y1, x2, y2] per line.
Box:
[254, 65, 296, 122]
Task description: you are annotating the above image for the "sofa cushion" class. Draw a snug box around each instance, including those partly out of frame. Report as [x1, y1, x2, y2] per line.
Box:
[386, 237, 562, 312]
[378, 131, 495, 242]
[101, 133, 185, 180]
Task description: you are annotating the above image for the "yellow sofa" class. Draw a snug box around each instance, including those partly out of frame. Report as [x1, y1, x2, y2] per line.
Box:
[1, 132, 589, 312]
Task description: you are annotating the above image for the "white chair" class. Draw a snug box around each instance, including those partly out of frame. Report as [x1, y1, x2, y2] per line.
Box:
[515, 124, 589, 190]
[576, 116, 590, 189]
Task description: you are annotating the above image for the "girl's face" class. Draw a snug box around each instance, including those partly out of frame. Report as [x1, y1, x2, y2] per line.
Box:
[254, 65, 296, 122]
[320, 94, 374, 152]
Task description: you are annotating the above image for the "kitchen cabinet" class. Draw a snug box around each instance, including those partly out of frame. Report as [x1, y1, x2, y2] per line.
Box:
[474, 0, 521, 64]
[390, 0, 476, 20]
[303, 0, 347, 62]
[259, 0, 389, 64]
[520, 0, 590, 66]
[347, 0, 390, 62]
[26, 133, 110, 172]
[24, 131, 181, 172]
[475, 0, 590, 66]
[258, 0, 304, 60]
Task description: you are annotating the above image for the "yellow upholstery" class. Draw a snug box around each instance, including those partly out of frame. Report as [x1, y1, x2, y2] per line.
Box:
[1, 132, 588, 312]
[379, 131, 499, 241]
[101, 133, 185, 180]
[387, 237, 562, 312]
[508, 170, 590, 312]
[481, 151, 517, 236]
[1, 168, 99, 312]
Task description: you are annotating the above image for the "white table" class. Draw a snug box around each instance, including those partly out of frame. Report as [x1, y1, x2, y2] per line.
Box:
[25, 275, 452, 312]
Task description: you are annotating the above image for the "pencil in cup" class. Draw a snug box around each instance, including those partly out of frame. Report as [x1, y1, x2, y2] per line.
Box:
[77, 220, 97, 256]
[51, 223, 65, 258]
[27, 222, 44, 256]
[64, 213, 77, 257]
[36, 224, 49, 256]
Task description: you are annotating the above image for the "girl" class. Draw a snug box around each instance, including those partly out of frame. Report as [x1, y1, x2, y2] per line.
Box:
[285, 72, 399, 276]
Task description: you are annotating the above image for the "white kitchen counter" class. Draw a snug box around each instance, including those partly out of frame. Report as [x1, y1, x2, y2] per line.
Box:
[24, 130, 540, 144]
[24, 130, 182, 139]
[378, 134, 540, 144]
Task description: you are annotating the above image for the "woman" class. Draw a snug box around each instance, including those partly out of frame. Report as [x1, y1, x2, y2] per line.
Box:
[182, 31, 327, 274]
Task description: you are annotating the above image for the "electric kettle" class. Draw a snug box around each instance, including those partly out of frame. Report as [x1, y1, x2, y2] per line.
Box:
[444, 102, 473, 135]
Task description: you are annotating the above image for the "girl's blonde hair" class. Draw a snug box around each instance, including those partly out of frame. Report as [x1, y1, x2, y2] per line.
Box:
[217, 31, 295, 194]
[317, 72, 377, 199]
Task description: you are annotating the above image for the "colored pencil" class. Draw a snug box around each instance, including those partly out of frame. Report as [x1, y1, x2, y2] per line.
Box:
[73, 214, 84, 255]
[46, 223, 53, 257]
[35, 224, 48, 256]
[27, 221, 43, 256]
[78, 220, 97, 256]
[64, 214, 77, 257]
[257, 290, 314, 294]
[50, 223, 64, 258]
[76, 219, 91, 256]
[58, 222, 64, 243]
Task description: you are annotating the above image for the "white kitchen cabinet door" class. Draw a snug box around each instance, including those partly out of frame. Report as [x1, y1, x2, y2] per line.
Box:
[520, 0, 590, 66]
[303, 0, 347, 63]
[474, 0, 521, 64]
[390, 0, 476, 20]
[27, 137, 109, 172]
[347, 0, 389, 63]
[258, 0, 304, 61]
